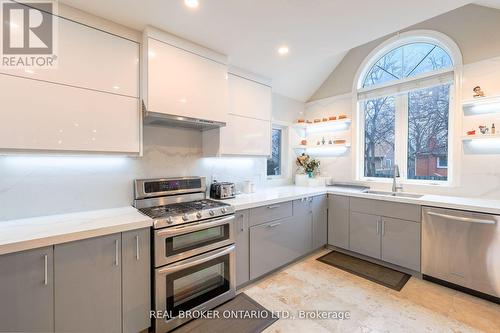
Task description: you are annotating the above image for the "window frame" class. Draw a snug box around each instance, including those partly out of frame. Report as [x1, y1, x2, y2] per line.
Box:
[436, 156, 448, 169]
[266, 123, 287, 179]
[353, 30, 462, 186]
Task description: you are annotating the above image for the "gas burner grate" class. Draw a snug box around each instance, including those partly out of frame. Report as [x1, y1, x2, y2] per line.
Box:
[139, 199, 230, 219]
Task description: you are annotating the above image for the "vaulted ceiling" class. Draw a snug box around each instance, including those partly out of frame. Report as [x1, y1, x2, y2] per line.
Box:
[60, 0, 474, 101]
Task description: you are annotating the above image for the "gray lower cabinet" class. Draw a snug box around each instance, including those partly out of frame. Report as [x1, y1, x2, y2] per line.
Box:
[293, 198, 313, 252]
[0, 246, 54, 333]
[55, 233, 122, 333]
[328, 195, 350, 249]
[312, 195, 328, 249]
[349, 212, 381, 259]
[122, 228, 151, 333]
[381, 217, 421, 271]
[235, 210, 250, 287]
[250, 215, 311, 280]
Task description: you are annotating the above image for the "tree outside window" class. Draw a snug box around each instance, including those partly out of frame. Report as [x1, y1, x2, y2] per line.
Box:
[267, 128, 282, 176]
[359, 41, 454, 183]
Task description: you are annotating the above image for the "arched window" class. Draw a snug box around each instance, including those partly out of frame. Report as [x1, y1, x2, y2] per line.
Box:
[355, 31, 461, 183]
[362, 43, 453, 88]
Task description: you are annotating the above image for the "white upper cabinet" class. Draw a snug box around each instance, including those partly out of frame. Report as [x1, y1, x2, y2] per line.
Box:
[218, 115, 271, 156]
[228, 74, 271, 121]
[203, 71, 272, 157]
[0, 9, 140, 154]
[144, 29, 229, 123]
[0, 15, 139, 97]
[0, 75, 140, 153]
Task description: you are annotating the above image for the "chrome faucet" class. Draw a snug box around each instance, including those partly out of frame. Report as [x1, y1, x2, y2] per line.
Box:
[392, 164, 403, 193]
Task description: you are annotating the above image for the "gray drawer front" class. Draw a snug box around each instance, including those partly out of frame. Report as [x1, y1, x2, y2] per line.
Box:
[249, 200, 293, 226]
[350, 197, 421, 222]
[249, 216, 305, 280]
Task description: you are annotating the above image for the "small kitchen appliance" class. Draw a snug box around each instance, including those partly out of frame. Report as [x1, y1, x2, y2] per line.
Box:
[209, 181, 236, 200]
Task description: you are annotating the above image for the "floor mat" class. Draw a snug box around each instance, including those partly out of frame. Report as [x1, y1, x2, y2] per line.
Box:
[174, 293, 278, 333]
[317, 251, 411, 291]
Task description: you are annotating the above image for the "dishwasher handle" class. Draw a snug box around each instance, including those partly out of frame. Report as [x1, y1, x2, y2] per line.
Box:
[427, 211, 496, 225]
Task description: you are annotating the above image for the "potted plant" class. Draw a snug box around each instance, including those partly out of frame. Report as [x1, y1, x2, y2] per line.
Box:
[296, 153, 320, 178]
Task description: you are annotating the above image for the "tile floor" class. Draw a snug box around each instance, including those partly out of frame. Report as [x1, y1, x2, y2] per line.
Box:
[241, 249, 500, 333]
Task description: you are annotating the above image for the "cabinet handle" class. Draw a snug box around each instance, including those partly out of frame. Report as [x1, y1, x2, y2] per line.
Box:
[115, 240, 119, 266]
[267, 205, 280, 209]
[135, 235, 140, 261]
[376, 220, 380, 235]
[267, 222, 281, 228]
[44, 254, 48, 286]
[381, 220, 385, 236]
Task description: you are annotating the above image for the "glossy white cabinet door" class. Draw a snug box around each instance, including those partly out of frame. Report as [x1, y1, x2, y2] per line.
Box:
[0, 74, 140, 153]
[0, 14, 139, 97]
[228, 74, 271, 121]
[219, 114, 271, 156]
[146, 38, 228, 123]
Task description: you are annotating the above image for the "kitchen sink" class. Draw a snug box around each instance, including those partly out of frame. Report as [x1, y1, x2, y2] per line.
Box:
[363, 190, 423, 199]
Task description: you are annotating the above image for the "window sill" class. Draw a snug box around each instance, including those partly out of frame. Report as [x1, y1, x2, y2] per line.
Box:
[356, 178, 455, 187]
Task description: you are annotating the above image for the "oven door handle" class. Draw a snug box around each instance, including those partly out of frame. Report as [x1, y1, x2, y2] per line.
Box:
[156, 215, 235, 237]
[157, 244, 235, 275]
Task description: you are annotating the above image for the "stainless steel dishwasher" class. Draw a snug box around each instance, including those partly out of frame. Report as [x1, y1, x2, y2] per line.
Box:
[422, 207, 500, 303]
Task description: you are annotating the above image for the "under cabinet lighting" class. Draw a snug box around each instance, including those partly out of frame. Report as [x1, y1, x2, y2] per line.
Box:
[3, 156, 129, 169]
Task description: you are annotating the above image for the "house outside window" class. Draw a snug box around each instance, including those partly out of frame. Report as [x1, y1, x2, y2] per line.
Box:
[267, 127, 282, 176]
[356, 32, 460, 184]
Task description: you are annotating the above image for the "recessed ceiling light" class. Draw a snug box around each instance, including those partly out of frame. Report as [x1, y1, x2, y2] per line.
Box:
[278, 46, 289, 55]
[184, 0, 199, 9]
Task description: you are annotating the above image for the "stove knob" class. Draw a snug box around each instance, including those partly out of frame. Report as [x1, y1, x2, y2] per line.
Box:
[209, 210, 215, 216]
[221, 207, 227, 214]
[182, 214, 189, 221]
[166, 217, 174, 224]
[196, 212, 202, 219]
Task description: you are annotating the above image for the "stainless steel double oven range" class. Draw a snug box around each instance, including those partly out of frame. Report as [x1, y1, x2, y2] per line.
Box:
[133, 177, 236, 332]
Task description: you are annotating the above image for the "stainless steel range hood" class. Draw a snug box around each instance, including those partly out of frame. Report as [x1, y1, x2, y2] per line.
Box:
[142, 103, 226, 131]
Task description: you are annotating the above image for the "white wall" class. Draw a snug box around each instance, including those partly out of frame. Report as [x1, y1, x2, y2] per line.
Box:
[311, 4, 500, 101]
[306, 57, 500, 200]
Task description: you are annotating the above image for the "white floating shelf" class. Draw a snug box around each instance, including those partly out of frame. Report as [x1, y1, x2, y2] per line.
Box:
[462, 96, 500, 116]
[462, 134, 500, 141]
[293, 143, 351, 156]
[292, 118, 352, 133]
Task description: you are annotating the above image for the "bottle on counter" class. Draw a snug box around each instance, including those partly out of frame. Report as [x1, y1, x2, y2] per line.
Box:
[492, 123, 496, 135]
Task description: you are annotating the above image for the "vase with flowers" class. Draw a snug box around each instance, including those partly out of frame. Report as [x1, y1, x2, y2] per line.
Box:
[296, 153, 320, 178]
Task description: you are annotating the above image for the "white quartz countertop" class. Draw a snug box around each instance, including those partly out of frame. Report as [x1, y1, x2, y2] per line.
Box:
[223, 185, 500, 215]
[0, 207, 152, 255]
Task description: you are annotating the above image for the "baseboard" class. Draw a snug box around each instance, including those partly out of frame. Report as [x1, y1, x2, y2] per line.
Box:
[423, 275, 500, 305]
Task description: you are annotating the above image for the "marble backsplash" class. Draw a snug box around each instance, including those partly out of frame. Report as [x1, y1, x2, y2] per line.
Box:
[0, 125, 269, 221]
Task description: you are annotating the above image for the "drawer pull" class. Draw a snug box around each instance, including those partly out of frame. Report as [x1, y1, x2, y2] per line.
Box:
[115, 240, 119, 266]
[267, 223, 281, 228]
[267, 205, 281, 209]
[44, 254, 48, 286]
[135, 235, 140, 261]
